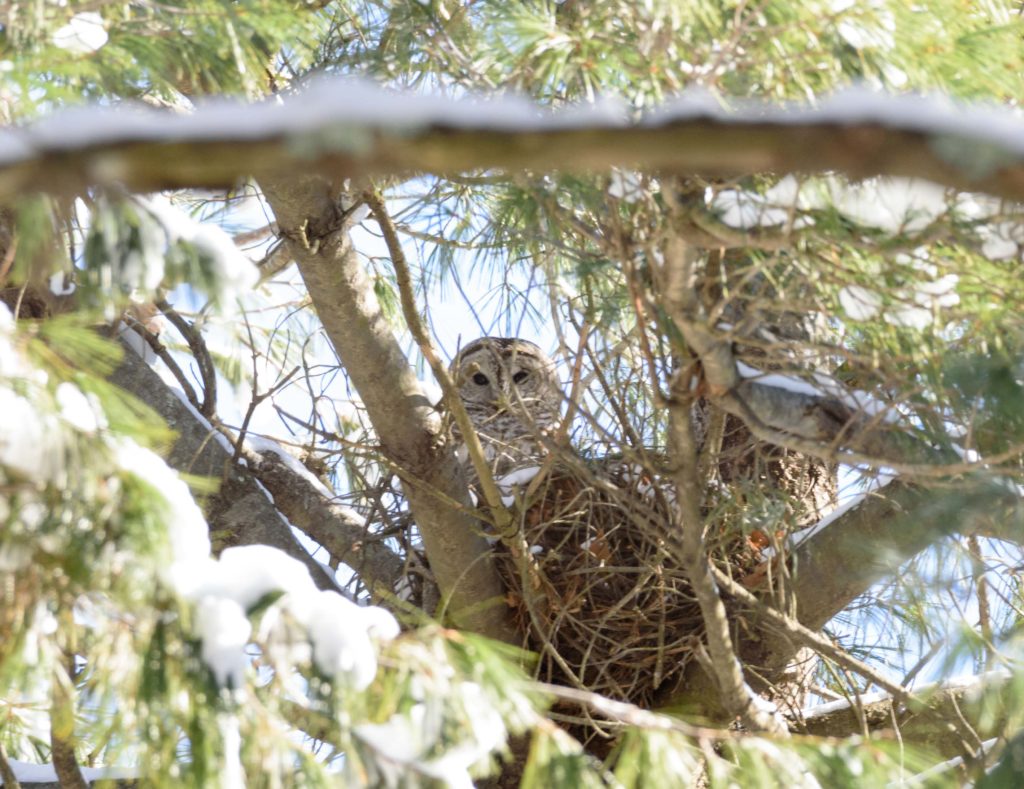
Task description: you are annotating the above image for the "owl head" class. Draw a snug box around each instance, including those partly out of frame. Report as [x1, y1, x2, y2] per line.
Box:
[450, 337, 561, 427]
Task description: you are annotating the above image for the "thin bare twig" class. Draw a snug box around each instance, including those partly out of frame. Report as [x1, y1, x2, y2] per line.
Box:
[709, 565, 913, 705]
[121, 314, 201, 410]
[660, 233, 788, 735]
[362, 188, 513, 533]
[156, 298, 218, 417]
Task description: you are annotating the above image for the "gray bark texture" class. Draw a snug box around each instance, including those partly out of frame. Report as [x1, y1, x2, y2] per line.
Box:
[108, 339, 339, 592]
[259, 174, 516, 642]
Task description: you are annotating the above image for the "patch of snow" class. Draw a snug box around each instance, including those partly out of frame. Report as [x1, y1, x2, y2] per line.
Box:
[138, 195, 257, 303]
[48, 271, 76, 296]
[839, 272, 959, 330]
[950, 444, 980, 463]
[56, 381, 105, 434]
[117, 321, 158, 365]
[736, 361, 822, 398]
[303, 589, 396, 689]
[194, 544, 319, 610]
[247, 435, 334, 499]
[185, 543, 397, 689]
[979, 220, 1024, 260]
[354, 682, 505, 789]
[802, 690, 890, 718]
[608, 169, 644, 202]
[158, 374, 236, 454]
[496, 465, 541, 489]
[839, 285, 882, 321]
[52, 12, 108, 55]
[111, 440, 212, 595]
[712, 189, 789, 228]
[830, 0, 895, 50]
[746, 683, 790, 731]
[195, 595, 252, 688]
[220, 714, 245, 789]
[8, 79, 1024, 178]
[788, 475, 895, 550]
[0, 386, 63, 482]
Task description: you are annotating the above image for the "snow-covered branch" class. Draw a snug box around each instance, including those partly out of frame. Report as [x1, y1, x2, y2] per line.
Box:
[241, 443, 407, 601]
[108, 338, 340, 591]
[4, 80, 1024, 200]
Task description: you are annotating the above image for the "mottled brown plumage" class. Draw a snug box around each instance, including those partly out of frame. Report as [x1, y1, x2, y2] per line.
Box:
[449, 337, 562, 486]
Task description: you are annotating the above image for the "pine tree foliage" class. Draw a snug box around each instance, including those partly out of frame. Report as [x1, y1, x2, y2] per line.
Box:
[3, 0, 1024, 786]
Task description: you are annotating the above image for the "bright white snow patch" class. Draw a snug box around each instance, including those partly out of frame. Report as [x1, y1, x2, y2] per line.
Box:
[712, 189, 789, 228]
[186, 544, 398, 690]
[56, 382, 105, 434]
[196, 595, 252, 687]
[737, 361, 901, 424]
[354, 682, 506, 789]
[52, 12, 108, 55]
[112, 440, 211, 595]
[220, 715, 245, 789]
[0, 388, 63, 482]
[830, 0, 895, 50]
[496, 466, 542, 490]
[608, 169, 645, 202]
[838, 285, 883, 321]
[303, 590, 398, 689]
[48, 271, 76, 296]
[839, 272, 959, 330]
[979, 221, 1024, 260]
[138, 195, 258, 303]
[193, 545, 319, 610]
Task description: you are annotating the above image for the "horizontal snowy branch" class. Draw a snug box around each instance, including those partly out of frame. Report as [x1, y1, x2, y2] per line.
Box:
[4, 80, 1024, 199]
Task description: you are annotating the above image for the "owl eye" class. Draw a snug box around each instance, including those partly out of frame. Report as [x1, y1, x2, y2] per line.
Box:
[472, 372, 489, 386]
[512, 371, 529, 384]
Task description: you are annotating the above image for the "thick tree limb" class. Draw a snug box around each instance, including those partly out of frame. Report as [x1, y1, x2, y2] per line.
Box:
[667, 477, 1024, 718]
[108, 338, 339, 592]
[259, 174, 515, 642]
[800, 671, 1011, 760]
[241, 447, 406, 601]
[4, 82, 1024, 201]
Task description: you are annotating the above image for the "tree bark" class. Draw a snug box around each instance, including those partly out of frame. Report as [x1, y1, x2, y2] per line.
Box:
[259, 174, 515, 642]
[4, 85, 1024, 202]
[108, 339, 339, 592]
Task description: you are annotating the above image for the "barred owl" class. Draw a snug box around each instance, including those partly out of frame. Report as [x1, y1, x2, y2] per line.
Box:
[449, 337, 562, 485]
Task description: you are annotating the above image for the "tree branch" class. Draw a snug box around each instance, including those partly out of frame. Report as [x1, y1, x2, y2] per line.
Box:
[258, 174, 515, 642]
[107, 336, 340, 592]
[5, 83, 1024, 202]
[661, 235, 787, 735]
[800, 671, 1010, 760]
[241, 446, 406, 601]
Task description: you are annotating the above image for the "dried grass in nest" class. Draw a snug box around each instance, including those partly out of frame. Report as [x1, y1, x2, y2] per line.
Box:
[493, 461, 765, 725]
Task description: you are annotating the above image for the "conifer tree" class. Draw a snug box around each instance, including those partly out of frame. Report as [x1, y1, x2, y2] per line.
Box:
[2, 1, 1024, 786]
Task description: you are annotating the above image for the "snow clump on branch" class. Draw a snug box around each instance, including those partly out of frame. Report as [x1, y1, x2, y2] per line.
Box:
[52, 13, 108, 55]
[112, 436, 397, 690]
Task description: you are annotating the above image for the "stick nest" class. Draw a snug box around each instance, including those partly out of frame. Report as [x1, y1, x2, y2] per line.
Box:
[493, 461, 763, 717]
